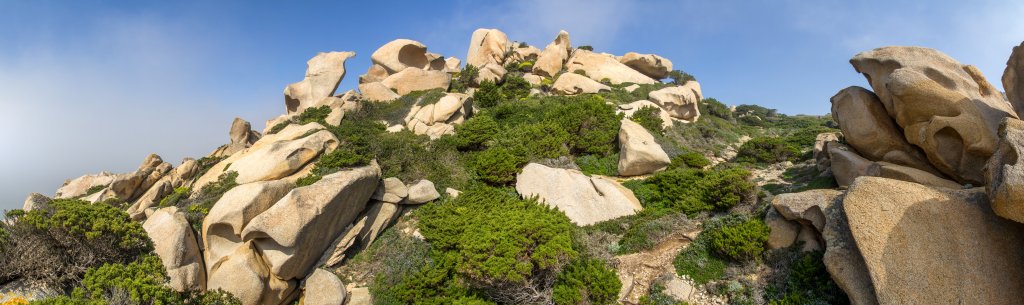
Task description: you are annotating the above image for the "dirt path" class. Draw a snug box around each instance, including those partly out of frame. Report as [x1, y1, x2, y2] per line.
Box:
[614, 229, 700, 304]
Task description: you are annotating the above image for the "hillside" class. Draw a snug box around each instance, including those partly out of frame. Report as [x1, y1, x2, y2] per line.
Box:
[2, 28, 1023, 305]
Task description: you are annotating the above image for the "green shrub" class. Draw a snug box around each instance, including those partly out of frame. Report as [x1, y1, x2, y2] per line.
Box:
[767, 251, 848, 305]
[472, 147, 525, 185]
[577, 46, 594, 51]
[417, 186, 578, 304]
[368, 131, 471, 190]
[296, 105, 331, 125]
[474, 81, 502, 108]
[544, 95, 621, 155]
[501, 74, 531, 101]
[451, 65, 480, 93]
[700, 98, 732, 120]
[704, 217, 770, 262]
[0, 199, 152, 288]
[83, 185, 106, 196]
[668, 70, 696, 85]
[552, 258, 621, 305]
[157, 186, 190, 208]
[454, 115, 500, 151]
[576, 153, 619, 176]
[673, 238, 726, 285]
[491, 122, 571, 161]
[176, 172, 239, 229]
[516, 61, 534, 72]
[640, 168, 754, 215]
[736, 137, 800, 164]
[669, 151, 711, 169]
[632, 106, 665, 134]
[296, 146, 372, 186]
[267, 121, 290, 134]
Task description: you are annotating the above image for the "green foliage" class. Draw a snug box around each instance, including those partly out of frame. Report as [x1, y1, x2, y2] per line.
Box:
[637, 168, 754, 215]
[83, 185, 106, 196]
[176, 172, 239, 229]
[544, 95, 622, 155]
[453, 115, 500, 151]
[417, 186, 578, 303]
[632, 106, 665, 134]
[700, 98, 732, 120]
[768, 251, 849, 305]
[267, 121, 290, 134]
[516, 60, 534, 72]
[473, 81, 503, 108]
[668, 70, 696, 85]
[411, 89, 448, 105]
[296, 105, 332, 125]
[576, 153, 619, 176]
[0, 199, 151, 288]
[451, 65, 480, 93]
[658, 113, 753, 158]
[157, 186, 190, 208]
[577, 45, 594, 51]
[669, 151, 711, 169]
[194, 156, 226, 179]
[736, 137, 800, 164]
[471, 147, 525, 185]
[552, 258, 621, 305]
[501, 74, 531, 101]
[704, 216, 770, 262]
[296, 146, 372, 186]
[673, 238, 726, 285]
[735, 104, 778, 119]
[639, 283, 691, 305]
[491, 121, 571, 160]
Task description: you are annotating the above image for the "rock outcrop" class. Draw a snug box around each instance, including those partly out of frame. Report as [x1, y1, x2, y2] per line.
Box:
[566, 50, 656, 85]
[533, 30, 571, 78]
[516, 163, 642, 225]
[202, 180, 295, 272]
[617, 119, 670, 176]
[284, 52, 355, 114]
[617, 100, 674, 130]
[370, 39, 429, 74]
[300, 269, 347, 305]
[381, 67, 451, 95]
[648, 82, 702, 122]
[466, 28, 510, 68]
[550, 72, 610, 95]
[830, 86, 938, 175]
[1004, 42, 1024, 118]
[618, 52, 673, 80]
[403, 92, 472, 139]
[986, 117, 1024, 223]
[142, 207, 205, 292]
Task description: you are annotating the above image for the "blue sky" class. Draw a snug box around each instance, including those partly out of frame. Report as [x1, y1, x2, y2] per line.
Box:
[1, 0, 1023, 209]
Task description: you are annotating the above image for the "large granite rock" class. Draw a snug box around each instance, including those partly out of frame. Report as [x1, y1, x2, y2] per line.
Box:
[821, 190, 878, 305]
[300, 269, 347, 305]
[202, 180, 294, 272]
[865, 161, 961, 189]
[566, 50, 656, 85]
[1004, 41, 1024, 118]
[618, 52, 673, 79]
[533, 30, 571, 78]
[207, 242, 298, 305]
[771, 189, 843, 232]
[648, 82, 702, 122]
[617, 100, 674, 130]
[22, 193, 51, 211]
[194, 123, 331, 190]
[829, 143, 873, 187]
[403, 92, 471, 139]
[850, 46, 1018, 184]
[617, 119, 670, 176]
[370, 39, 429, 74]
[843, 177, 1024, 305]
[358, 81, 400, 102]
[830, 86, 939, 175]
[466, 28, 510, 68]
[986, 117, 1024, 223]
[550, 72, 610, 95]
[515, 163, 642, 225]
[142, 207, 205, 292]
[241, 163, 381, 280]
[227, 130, 338, 185]
[381, 67, 451, 95]
[284, 52, 355, 114]
[55, 172, 116, 198]
[814, 132, 840, 172]
[765, 208, 799, 250]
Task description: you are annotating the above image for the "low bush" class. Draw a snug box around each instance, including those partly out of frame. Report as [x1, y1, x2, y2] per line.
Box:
[735, 137, 800, 164]
[501, 74, 531, 101]
[704, 216, 770, 262]
[632, 106, 665, 134]
[471, 146, 525, 186]
[700, 98, 732, 120]
[157, 186, 190, 208]
[83, 185, 106, 197]
[450, 65, 480, 93]
[576, 153, 619, 176]
[577, 46, 594, 51]
[453, 115, 500, 151]
[491, 122, 571, 161]
[552, 258, 621, 305]
[668, 70, 696, 85]
[295, 146, 371, 186]
[767, 251, 849, 305]
[474, 81, 502, 108]
[669, 151, 711, 169]
[173, 172, 239, 229]
[673, 238, 726, 285]
[544, 95, 621, 155]
[417, 186, 579, 304]
[0, 199, 152, 289]
[638, 168, 754, 215]
[295, 105, 331, 125]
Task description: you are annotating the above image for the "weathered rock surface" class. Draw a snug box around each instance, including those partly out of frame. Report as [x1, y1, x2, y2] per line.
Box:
[404, 179, 439, 204]
[829, 143, 873, 187]
[404, 92, 471, 139]
[300, 269, 347, 305]
[814, 132, 840, 171]
[370, 39, 429, 74]
[212, 118, 262, 157]
[381, 67, 451, 95]
[357, 81, 400, 102]
[850, 46, 1018, 184]
[771, 189, 843, 232]
[207, 242, 298, 305]
[765, 208, 799, 249]
[618, 52, 673, 79]
[830, 86, 938, 175]
[346, 287, 371, 305]
[241, 163, 381, 280]
[566, 50, 656, 85]
[843, 177, 1024, 305]
[143, 207, 205, 292]
[516, 163, 642, 225]
[821, 190, 878, 305]
[55, 172, 116, 198]
[372, 177, 408, 203]
[551, 72, 610, 95]
[986, 117, 1024, 223]
[228, 130, 338, 185]
[533, 30, 571, 77]
[648, 83, 702, 122]
[474, 63, 506, 84]
[202, 180, 294, 272]
[284, 52, 355, 114]
[22, 193, 51, 211]
[866, 161, 961, 189]
[466, 28, 510, 68]
[1003, 41, 1024, 118]
[617, 119, 670, 176]
[617, 100, 673, 130]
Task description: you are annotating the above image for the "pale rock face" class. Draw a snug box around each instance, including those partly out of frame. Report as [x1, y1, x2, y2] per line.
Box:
[821, 191, 878, 305]
[358, 81, 400, 102]
[474, 63, 507, 85]
[228, 130, 338, 185]
[515, 163, 642, 225]
[284, 51, 355, 115]
[381, 67, 451, 95]
[829, 143, 873, 187]
[142, 207, 205, 292]
[466, 28, 510, 68]
[796, 224, 822, 252]
[617, 100, 673, 129]
[565, 50, 656, 85]
[207, 242, 298, 305]
[213, 118, 261, 157]
[404, 179, 440, 204]
[843, 177, 1024, 305]
[425, 52, 447, 71]
[445, 57, 461, 72]
[194, 123, 329, 191]
[765, 207, 799, 249]
[550, 72, 610, 95]
[359, 64, 389, 84]
[372, 177, 408, 203]
[830, 86, 939, 175]
[850, 46, 1018, 184]
[240, 163, 381, 280]
[814, 132, 840, 172]
[202, 180, 294, 273]
[263, 113, 295, 134]
[356, 201, 401, 247]
[22, 193, 51, 211]
[661, 275, 698, 303]
[533, 30, 571, 78]
[403, 92, 472, 139]
[300, 269, 347, 305]
[522, 73, 543, 86]
[771, 189, 843, 233]
[512, 44, 541, 62]
[618, 52, 673, 79]
[1004, 42, 1024, 117]
[107, 154, 172, 203]
[648, 83, 702, 122]
[986, 117, 1024, 223]
[445, 187, 461, 198]
[55, 172, 116, 199]
[346, 287, 372, 305]
[617, 119, 671, 176]
[865, 161, 961, 189]
[370, 39, 429, 74]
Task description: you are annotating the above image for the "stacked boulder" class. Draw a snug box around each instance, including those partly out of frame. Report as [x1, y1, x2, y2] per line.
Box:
[515, 163, 642, 226]
[402, 92, 474, 139]
[358, 39, 452, 101]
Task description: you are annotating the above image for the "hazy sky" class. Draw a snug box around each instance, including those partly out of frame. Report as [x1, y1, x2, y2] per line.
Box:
[1, 0, 1023, 210]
